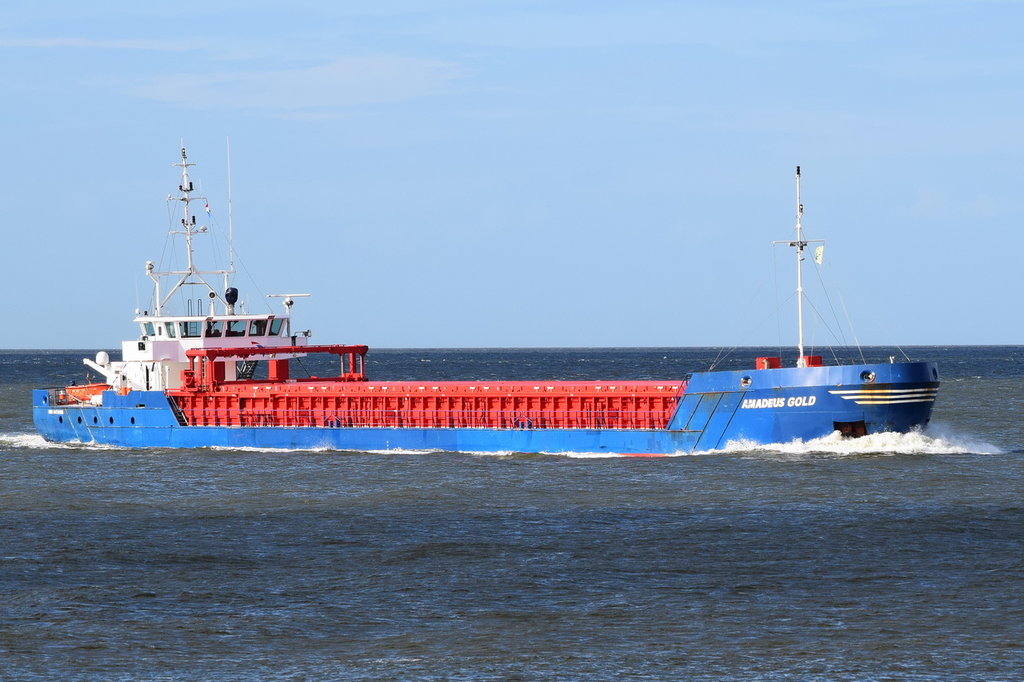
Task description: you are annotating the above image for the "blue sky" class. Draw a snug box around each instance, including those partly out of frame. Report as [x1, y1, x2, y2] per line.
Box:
[2, 0, 1021, 349]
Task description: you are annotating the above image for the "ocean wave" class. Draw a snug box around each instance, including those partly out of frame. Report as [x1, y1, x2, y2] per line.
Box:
[206, 444, 334, 454]
[706, 425, 1002, 457]
[559, 450, 684, 459]
[556, 451, 632, 459]
[200, 445, 443, 455]
[3, 427, 1002, 458]
[0, 432, 124, 451]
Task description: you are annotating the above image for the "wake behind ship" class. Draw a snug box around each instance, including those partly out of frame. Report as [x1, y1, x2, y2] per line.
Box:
[33, 152, 939, 454]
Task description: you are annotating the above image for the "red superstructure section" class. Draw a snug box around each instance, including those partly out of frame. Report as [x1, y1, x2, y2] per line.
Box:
[168, 345, 683, 430]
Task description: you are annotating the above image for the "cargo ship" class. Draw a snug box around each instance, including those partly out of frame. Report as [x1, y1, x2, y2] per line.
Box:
[33, 150, 939, 454]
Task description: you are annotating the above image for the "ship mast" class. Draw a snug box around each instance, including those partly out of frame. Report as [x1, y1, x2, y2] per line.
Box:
[177, 147, 199, 286]
[794, 166, 807, 367]
[148, 147, 234, 316]
[775, 166, 823, 368]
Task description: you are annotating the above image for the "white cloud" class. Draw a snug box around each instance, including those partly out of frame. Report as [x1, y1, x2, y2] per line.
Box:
[0, 36, 197, 51]
[126, 56, 463, 112]
[403, 4, 856, 51]
[914, 185, 1004, 218]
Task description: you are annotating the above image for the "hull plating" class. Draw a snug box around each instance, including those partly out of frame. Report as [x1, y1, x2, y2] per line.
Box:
[33, 361, 939, 454]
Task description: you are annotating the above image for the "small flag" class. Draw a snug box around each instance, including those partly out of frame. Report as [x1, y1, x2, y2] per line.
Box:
[204, 201, 211, 215]
[813, 245, 824, 264]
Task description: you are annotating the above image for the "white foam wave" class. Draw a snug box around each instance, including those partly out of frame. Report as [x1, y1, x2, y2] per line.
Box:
[0, 433, 125, 451]
[557, 450, 690, 459]
[4, 426, 1002, 459]
[560, 451, 631, 459]
[206, 445, 330, 454]
[544, 448, 622, 458]
[204, 445, 445, 455]
[702, 425, 1002, 457]
[0, 433, 52, 449]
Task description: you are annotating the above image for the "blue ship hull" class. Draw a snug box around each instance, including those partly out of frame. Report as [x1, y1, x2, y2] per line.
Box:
[33, 361, 939, 454]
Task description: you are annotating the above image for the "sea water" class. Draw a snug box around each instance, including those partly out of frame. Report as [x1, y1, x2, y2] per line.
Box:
[1, 347, 1021, 680]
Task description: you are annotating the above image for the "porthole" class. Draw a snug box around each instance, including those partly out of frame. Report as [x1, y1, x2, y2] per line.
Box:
[108, 417, 114, 424]
[130, 417, 136, 424]
[93, 416, 98, 424]
[58, 416, 63, 424]
[860, 371, 876, 383]
[77, 416, 83, 424]
[740, 376, 752, 388]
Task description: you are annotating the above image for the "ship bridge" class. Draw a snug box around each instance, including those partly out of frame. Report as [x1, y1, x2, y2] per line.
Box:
[134, 312, 293, 345]
[67, 148, 320, 395]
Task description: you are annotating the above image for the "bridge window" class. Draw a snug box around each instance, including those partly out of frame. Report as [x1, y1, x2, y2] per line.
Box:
[165, 323, 177, 338]
[269, 318, 285, 336]
[143, 322, 155, 336]
[226, 320, 247, 337]
[180, 321, 203, 338]
[206, 320, 224, 337]
[249, 319, 268, 336]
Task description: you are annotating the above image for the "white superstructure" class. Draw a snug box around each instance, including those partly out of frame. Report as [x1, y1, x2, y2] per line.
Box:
[83, 148, 309, 392]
